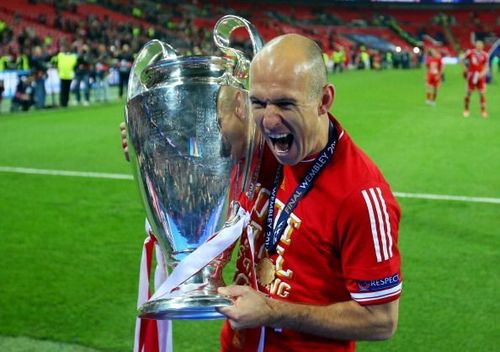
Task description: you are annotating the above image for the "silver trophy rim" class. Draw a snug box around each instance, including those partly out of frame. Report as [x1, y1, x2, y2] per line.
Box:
[140, 55, 235, 88]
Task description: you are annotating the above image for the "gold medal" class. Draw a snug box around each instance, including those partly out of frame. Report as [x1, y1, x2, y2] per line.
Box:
[256, 257, 275, 286]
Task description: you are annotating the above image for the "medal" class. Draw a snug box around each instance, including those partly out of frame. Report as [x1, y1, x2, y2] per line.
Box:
[256, 257, 275, 286]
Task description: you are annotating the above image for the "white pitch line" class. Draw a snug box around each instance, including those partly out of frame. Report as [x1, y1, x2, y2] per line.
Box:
[0, 166, 134, 180]
[393, 192, 500, 204]
[1, 166, 499, 205]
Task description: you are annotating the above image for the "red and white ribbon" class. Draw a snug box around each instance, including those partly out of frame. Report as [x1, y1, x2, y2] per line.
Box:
[150, 207, 250, 301]
[134, 221, 172, 352]
[135, 207, 250, 351]
[246, 225, 265, 352]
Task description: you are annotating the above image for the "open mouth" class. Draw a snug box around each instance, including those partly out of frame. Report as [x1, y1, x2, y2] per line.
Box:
[269, 133, 294, 153]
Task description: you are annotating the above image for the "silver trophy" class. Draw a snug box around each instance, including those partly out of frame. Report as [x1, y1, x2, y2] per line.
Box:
[125, 15, 264, 320]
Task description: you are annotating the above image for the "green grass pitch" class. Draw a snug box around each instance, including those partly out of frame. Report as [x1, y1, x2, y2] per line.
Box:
[0, 64, 499, 351]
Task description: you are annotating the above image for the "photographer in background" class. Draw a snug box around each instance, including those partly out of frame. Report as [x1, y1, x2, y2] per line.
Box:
[11, 72, 35, 112]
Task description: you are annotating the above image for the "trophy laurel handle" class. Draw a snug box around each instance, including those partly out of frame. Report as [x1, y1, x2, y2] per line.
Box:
[213, 15, 265, 85]
[127, 40, 177, 100]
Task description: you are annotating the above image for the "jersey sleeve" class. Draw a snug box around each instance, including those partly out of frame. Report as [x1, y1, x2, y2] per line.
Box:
[336, 184, 402, 305]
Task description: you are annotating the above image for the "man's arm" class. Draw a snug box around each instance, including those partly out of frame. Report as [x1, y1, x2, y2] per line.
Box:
[218, 285, 399, 341]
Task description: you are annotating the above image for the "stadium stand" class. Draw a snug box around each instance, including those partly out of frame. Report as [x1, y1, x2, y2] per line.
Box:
[0, 0, 498, 111]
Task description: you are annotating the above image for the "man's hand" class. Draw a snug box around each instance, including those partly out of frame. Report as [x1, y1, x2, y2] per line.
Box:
[119, 122, 129, 161]
[217, 285, 275, 330]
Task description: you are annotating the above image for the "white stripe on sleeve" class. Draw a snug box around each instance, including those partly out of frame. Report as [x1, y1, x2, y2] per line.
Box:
[376, 187, 393, 258]
[351, 283, 402, 302]
[368, 188, 389, 261]
[361, 189, 382, 263]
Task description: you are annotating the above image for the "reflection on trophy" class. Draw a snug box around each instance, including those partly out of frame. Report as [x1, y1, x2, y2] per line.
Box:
[125, 15, 264, 320]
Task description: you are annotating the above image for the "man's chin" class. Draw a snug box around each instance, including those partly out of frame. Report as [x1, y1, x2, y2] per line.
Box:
[266, 141, 299, 165]
[272, 150, 299, 166]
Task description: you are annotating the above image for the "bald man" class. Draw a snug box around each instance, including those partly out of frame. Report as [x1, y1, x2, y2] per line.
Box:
[218, 34, 402, 352]
[462, 40, 489, 118]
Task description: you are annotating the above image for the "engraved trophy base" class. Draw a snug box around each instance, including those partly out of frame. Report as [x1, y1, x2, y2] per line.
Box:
[138, 294, 232, 320]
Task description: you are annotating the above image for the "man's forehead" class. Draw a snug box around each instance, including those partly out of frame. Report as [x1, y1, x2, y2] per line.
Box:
[250, 79, 287, 96]
[251, 70, 306, 92]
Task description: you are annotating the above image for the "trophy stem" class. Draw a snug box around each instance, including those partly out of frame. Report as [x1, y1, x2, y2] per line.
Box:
[138, 259, 233, 320]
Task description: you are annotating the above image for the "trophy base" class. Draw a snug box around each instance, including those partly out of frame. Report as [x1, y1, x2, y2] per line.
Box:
[138, 294, 232, 320]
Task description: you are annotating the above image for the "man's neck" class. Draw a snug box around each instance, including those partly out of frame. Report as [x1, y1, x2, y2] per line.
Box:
[302, 114, 332, 163]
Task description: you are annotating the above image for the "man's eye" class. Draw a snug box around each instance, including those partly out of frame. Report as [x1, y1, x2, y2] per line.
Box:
[277, 102, 293, 109]
[251, 101, 266, 109]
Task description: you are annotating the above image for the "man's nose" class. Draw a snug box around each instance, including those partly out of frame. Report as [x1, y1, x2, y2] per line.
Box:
[262, 105, 282, 130]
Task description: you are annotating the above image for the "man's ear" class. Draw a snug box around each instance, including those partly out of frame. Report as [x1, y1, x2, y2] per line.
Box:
[234, 90, 246, 120]
[318, 84, 335, 115]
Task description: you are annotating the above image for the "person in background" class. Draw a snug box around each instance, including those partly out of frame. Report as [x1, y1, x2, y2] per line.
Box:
[490, 54, 499, 82]
[116, 43, 134, 99]
[0, 50, 12, 72]
[358, 46, 370, 70]
[54, 42, 77, 107]
[425, 48, 443, 106]
[0, 79, 5, 113]
[462, 40, 489, 118]
[16, 47, 30, 71]
[73, 44, 92, 106]
[30, 45, 49, 109]
[11, 73, 34, 112]
[94, 43, 111, 102]
[332, 46, 345, 74]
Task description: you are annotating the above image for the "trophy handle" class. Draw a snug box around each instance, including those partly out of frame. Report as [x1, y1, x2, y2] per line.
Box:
[213, 15, 265, 85]
[127, 40, 178, 100]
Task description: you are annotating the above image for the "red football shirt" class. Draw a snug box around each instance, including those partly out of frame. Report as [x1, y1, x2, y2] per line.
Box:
[464, 49, 488, 73]
[220, 115, 402, 352]
[426, 56, 442, 86]
[463, 49, 488, 90]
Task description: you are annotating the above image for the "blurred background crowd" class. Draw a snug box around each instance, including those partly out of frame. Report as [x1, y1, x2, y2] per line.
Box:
[0, 0, 498, 112]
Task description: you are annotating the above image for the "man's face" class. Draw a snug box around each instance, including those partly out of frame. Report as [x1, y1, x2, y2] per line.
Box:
[475, 41, 484, 51]
[250, 65, 322, 166]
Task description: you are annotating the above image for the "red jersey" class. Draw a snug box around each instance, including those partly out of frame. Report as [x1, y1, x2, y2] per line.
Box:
[463, 49, 488, 90]
[220, 115, 402, 352]
[426, 56, 442, 86]
[464, 49, 488, 73]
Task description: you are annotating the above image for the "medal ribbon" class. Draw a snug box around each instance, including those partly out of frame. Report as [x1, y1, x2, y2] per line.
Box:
[265, 122, 337, 253]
